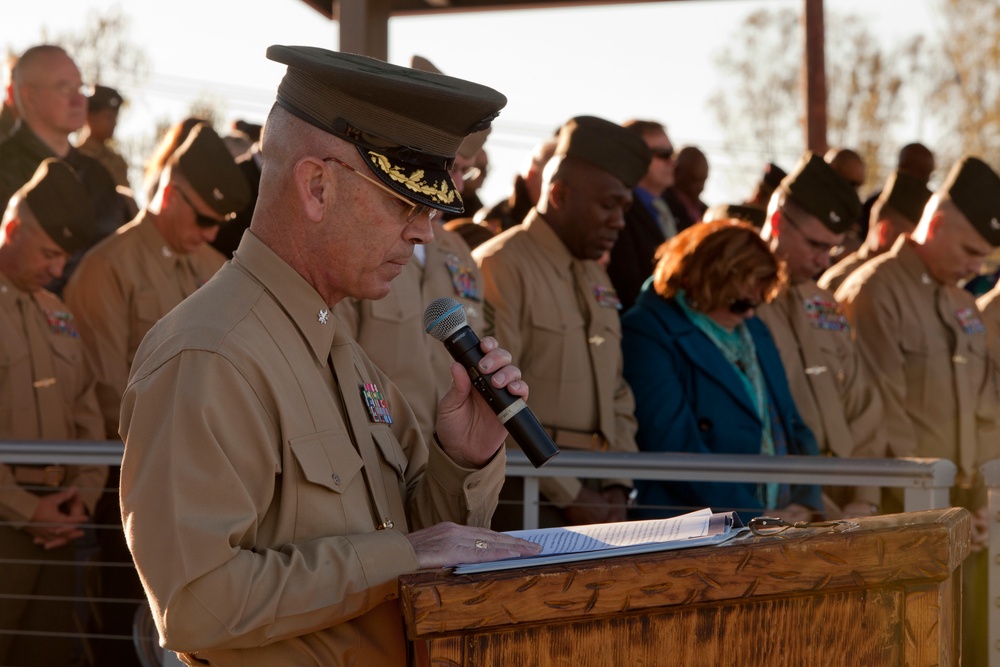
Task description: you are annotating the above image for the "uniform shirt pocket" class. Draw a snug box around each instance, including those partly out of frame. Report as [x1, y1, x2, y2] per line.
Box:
[290, 431, 364, 493]
[130, 292, 162, 353]
[288, 430, 368, 538]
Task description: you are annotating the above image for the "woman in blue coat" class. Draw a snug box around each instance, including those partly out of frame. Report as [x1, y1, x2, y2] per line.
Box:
[622, 220, 822, 522]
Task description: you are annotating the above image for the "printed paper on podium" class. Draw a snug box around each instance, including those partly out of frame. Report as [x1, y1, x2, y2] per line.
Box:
[453, 507, 745, 575]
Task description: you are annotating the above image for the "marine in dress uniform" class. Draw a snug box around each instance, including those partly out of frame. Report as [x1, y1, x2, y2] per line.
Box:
[818, 170, 931, 293]
[756, 153, 887, 517]
[119, 47, 537, 667]
[836, 156, 1000, 667]
[64, 122, 250, 666]
[474, 116, 650, 528]
[0, 159, 107, 666]
[76, 84, 131, 191]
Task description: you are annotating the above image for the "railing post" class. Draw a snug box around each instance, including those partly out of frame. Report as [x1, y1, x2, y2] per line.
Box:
[980, 458, 1000, 667]
[522, 476, 540, 530]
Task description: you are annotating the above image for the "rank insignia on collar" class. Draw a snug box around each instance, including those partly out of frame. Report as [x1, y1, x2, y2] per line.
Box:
[361, 383, 392, 424]
[955, 307, 985, 336]
[318, 309, 330, 325]
[592, 284, 622, 310]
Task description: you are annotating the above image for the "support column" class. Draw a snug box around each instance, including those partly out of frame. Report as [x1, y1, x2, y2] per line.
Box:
[338, 0, 391, 60]
[803, 0, 827, 154]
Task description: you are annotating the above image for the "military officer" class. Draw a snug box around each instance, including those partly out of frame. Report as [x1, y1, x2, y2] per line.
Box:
[836, 156, 1000, 667]
[0, 159, 107, 665]
[119, 47, 539, 667]
[474, 116, 649, 528]
[819, 170, 931, 293]
[756, 152, 887, 518]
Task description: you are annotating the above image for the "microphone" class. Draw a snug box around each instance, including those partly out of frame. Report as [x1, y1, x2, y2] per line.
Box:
[423, 297, 559, 468]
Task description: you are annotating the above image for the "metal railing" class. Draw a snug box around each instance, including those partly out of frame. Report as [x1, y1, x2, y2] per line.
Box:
[506, 450, 957, 529]
[0, 442, 991, 666]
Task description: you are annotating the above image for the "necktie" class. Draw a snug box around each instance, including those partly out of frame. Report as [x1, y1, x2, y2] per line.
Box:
[17, 293, 66, 439]
[329, 340, 396, 530]
[652, 197, 678, 240]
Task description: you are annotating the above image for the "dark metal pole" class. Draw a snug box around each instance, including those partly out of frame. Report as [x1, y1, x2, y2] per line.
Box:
[803, 0, 828, 154]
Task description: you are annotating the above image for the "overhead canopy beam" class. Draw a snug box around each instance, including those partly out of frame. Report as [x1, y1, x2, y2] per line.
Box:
[335, 0, 392, 60]
[309, 0, 828, 152]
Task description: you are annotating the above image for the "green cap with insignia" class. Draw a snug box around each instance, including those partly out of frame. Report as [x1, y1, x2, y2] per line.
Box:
[703, 203, 766, 229]
[939, 156, 1000, 246]
[555, 115, 651, 189]
[19, 159, 95, 254]
[88, 85, 124, 113]
[266, 45, 507, 215]
[167, 123, 251, 223]
[780, 151, 860, 233]
[877, 170, 931, 225]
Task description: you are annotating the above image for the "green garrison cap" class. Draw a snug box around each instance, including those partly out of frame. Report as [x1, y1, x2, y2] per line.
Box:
[703, 203, 766, 229]
[780, 152, 860, 233]
[266, 45, 508, 215]
[88, 85, 123, 113]
[168, 123, 251, 223]
[940, 156, 1000, 246]
[877, 171, 931, 225]
[20, 159, 95, 254]
[555, 116, 651, 189]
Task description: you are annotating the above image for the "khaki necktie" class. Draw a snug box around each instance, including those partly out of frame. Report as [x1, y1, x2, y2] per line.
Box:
[328, 340, 396, 530]
[651, 197, 678, 239]
[17, 293, 66, 439]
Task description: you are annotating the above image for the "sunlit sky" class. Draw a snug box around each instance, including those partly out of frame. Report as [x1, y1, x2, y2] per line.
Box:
[5, 0, 938, 207]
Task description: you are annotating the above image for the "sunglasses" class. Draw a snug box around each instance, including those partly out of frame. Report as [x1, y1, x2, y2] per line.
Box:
[650, 147, 675, 161]
[176, 188, 223, 228]
[729, 298, 761, 315]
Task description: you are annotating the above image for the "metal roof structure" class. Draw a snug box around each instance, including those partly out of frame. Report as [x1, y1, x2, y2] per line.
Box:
[296, 0, 828, 152]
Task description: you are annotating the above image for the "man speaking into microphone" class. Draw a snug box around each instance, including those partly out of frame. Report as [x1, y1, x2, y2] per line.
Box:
[473, 116, 651, 529]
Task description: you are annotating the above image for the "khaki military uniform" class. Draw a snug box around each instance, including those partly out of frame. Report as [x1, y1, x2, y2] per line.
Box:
[0, 273, 107, 665]
[64, 214, 226, 437]
[817, 245, 874, 293]
[837, 237, 1000, 482]
[756, 280, 886, 508]
[473, 210, 638, 511]
[120, 232, 505, 666]
[335, 226, 484, 443]
[77, 136, 131, 191]
[977, 285, 1000, 375]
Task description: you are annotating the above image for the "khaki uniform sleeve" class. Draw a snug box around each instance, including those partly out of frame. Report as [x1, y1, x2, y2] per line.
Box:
[65, 255, 132, 439]
[120, 351, 421, 652]
[0, 464, 41, 526]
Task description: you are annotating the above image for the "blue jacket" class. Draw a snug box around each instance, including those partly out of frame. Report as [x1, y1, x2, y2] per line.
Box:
[621, 284, 822, 520]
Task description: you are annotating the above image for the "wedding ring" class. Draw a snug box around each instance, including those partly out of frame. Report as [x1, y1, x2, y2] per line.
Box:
[475, 539, 488, 549]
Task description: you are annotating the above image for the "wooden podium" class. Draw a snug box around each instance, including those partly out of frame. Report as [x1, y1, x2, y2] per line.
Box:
[399, 508, 970, 666]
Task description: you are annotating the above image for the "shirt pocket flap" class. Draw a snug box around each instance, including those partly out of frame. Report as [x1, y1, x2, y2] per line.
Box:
[289, 431, 364, 493]
[370, 426, 406, 477]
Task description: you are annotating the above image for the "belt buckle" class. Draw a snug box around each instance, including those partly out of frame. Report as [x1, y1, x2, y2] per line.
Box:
[43, 465, 65, 487]
[593, 433, 609, 451]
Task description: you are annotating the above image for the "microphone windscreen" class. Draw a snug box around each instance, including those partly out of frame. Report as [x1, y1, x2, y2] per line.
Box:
[423, 297, 468, 340]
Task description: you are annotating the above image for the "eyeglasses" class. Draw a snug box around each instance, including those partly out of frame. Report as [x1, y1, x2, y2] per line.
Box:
[747, 516, 859, 537]
[650, 147, 675, 161]
[728, 298, 761, 315]
[780, 208, 843, 256]
[323, 156, 439, 223]
[176, 188, 222, 228]
[27, 81, 93, 99]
